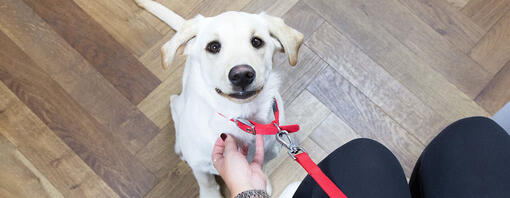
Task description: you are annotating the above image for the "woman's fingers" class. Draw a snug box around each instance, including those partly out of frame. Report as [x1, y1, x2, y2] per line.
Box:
[212, 137, 226, 170]
[252, 134, 265, 167]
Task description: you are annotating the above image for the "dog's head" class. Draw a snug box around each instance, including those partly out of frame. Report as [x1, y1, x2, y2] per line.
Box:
[162, 12, 303, 103]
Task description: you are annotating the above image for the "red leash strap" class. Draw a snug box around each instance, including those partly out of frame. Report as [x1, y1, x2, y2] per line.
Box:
[218, 99, 299, 135]
[295, 153, 347, 198]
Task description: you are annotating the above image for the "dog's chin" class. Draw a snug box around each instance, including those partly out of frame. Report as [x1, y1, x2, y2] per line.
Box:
[215, 87, 263, 103]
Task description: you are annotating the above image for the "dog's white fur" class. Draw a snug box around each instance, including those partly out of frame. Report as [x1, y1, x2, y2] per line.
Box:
[136, 1, 304, 197]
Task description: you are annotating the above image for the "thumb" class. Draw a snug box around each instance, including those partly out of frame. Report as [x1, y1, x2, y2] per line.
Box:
[222, 134, 238, 154]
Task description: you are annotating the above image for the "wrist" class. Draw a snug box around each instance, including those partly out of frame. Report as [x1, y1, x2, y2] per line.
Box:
[230, 184, 254, 198]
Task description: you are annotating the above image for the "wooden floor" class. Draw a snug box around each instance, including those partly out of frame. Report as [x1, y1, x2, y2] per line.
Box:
[1, 0, 509, 197]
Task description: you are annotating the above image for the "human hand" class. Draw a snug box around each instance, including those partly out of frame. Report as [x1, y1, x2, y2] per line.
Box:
[212, 133, 266, 197]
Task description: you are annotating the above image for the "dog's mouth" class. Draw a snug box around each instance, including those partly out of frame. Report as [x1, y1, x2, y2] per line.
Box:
[215, 87, 263, 101]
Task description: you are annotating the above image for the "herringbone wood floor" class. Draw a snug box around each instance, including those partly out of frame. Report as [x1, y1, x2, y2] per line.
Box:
[1, 0, 509, 197]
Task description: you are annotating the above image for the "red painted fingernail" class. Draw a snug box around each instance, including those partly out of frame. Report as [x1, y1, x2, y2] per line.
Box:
[220, 133, 226, 141]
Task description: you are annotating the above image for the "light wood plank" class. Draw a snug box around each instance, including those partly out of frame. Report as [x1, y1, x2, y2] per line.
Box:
[307, 66, 424, 175]
[0, 134, 64, 198]
[470, 11, 510, 76]
[0, 30, 156, 198]
[307, 22, 448, 144]
[445, 0, 469, 9]
[305, 0, 489, 121]
[278, 45, 328, 104]
[138, 65, 185, 129]
[0, 83, 119, 198]
[136, 123, 180, 179]
[190, 0, 252, 17]
[138, 32, 186, 81]
[144, 162, 199, 198]
[242, 0, 299, 16]
[309, 114, 361, 153]
[0, 0, 159, 154]
[73, 0, 165, 57]
[398, 0, 485, 53]
[22, 0, 160, 104]
[476, 61, 510, 114]
[462, 0, 510, 31]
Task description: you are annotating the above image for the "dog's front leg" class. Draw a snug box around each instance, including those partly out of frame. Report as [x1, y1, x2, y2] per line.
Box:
[192, 169, 222, 198]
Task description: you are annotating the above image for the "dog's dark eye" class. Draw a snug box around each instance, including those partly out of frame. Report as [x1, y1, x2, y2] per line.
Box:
[251, 37, 264, 49]
[206, 41, 221, 54]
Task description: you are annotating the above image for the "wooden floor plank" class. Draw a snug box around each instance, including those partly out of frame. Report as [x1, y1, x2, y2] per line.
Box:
[0, 134, 64, 198]
[307, 23, 449, 144]
[190, 0, 252, 17]
[143, 162, 198, 198]
[470, 11, 510, 76]
[309, 114, 361, 153]
[462, 0, 510, 31]
[445, 0, 470, 9]
[0, 83, 119, 198]
[476, 61, 510, 114]
[0, 31, 156, 198]
[307, 66, 424, 175]
[398, 0, 485, 53]
[138, 65, 184, 129]
[314, 0, 490, 98]
[138, 31, 186, 81]
[242, 0, 299, 16]
[305, 0, 489, 121]
[136, 123, 180, 179]
[73, 0, 165, 57]
[0, 0, 159, 155]
[22, 0, 160, 104]
[278, 46, 328, 104]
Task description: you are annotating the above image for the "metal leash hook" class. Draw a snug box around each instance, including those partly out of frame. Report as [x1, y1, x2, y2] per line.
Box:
[274, 123, 305, 159]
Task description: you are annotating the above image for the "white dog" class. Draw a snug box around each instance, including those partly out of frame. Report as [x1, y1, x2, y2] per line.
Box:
[136, 1, 304, 197]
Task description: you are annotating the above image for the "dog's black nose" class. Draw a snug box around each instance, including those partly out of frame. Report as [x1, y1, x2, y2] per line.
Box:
[228, 65, 256, 89]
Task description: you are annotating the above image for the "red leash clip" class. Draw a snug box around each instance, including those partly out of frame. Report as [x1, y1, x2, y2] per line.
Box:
[274, 124, 347, 198]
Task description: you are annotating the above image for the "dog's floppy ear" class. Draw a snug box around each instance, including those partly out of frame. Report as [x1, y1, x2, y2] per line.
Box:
[161, 15, 203, 69]
[261, 13, 304, 66]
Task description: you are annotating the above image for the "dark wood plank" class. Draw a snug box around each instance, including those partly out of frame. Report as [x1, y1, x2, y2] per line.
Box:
[398, 0, 485, 53]
[470, 11, 510, 76]
[0, 31, 156, 198]
[0, 0, 159, 154]
[0, 82, 119, 198]
[307, 66, 424, 175]
[22, 0, 160, 104]
[305, 0, 489, 121]
[462, 0, 510, 31]
[476, 61, 510, 114]
[307, 23, 449, 144]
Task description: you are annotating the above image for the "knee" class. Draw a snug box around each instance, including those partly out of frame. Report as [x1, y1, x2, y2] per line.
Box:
[435, 116, 506, 143]
[332, 138, 397, 165]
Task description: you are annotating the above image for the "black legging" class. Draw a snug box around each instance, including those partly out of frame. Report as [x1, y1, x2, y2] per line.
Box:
[293, 117, 510, 198]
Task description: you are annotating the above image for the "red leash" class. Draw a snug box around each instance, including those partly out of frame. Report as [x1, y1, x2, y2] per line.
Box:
[219, 99, 348, 198]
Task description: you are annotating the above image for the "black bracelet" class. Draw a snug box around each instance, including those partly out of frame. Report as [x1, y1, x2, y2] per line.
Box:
[234, 189, 270, 198]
